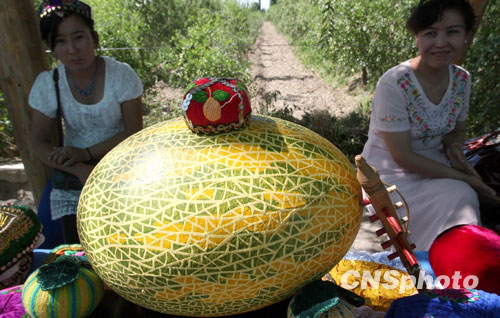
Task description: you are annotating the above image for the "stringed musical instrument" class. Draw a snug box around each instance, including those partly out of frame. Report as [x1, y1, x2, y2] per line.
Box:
[355, 155, 427, 292]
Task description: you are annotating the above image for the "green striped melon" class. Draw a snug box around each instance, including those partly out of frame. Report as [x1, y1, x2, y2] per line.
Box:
[22, 264, 104, 318]
[77, 115, 362, 317]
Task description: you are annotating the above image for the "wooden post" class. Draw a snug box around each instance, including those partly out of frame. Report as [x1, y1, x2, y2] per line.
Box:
[0, 0, 51, 205]
[454, 0, 490, 65]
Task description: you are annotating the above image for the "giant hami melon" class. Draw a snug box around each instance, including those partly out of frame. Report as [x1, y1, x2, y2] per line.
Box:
[77, 115, 362, 317]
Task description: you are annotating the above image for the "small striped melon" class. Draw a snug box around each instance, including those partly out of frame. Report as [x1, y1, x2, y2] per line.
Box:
[77, 115, 362, 317]
[22, 266, 104, 318]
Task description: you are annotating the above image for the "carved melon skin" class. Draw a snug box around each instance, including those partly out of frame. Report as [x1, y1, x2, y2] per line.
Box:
[77, 115, 362, 317]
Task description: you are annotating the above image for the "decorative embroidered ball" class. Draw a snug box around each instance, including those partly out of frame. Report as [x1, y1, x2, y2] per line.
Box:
[182, 78, 251, 134]
[0, 205, 42, 290]
[22, 256, 104, 318]
[328, 259, 418, 311]
[77, 115, 363, 317]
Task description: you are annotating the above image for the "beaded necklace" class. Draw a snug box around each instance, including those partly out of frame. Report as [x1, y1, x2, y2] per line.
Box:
[67, 58, 98, 96]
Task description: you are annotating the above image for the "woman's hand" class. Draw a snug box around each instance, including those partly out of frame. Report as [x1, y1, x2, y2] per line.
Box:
[74, 164, 95, 185]
[49, 146, 91, 166]
[446, 142, 481, 178]
[464, 174, 496, 196]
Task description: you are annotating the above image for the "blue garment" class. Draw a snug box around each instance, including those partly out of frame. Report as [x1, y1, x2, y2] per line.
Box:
[385, 288, 500, 318]
[37, 179, 64, 249]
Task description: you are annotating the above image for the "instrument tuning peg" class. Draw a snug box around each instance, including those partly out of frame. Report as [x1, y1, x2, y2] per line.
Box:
[388, 252, 399, 260]
[381, 240, 392, 249]
[400, 216, 408, 223]
[369, 214, 379, 223]
[360, 199, 371, 207]
[376, 227, 387, 237]
[394, 201, 403, 209]
[386, 185, 397, 193]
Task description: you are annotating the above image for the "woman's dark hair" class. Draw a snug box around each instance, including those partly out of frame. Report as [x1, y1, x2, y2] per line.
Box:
[406, 0, 476, 34]
[39, 11, 97, 51]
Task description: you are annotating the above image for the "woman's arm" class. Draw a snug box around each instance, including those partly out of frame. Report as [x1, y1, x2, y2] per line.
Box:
[381, 130, 495, 195]
[60, 96, 143, 166]
[30, 109, 92, 180]
[441, 121, 481, 178]
[442, 120, 467, 152]
[31, 96, 142, 183]
[381, 130, 466, 179]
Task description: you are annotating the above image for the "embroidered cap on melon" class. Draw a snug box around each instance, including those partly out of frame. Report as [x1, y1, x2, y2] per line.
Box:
[77, 115, 363, 316]
[182, 77, 251, 134]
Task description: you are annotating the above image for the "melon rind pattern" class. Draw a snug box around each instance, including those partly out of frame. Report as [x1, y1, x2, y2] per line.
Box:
[77, 115, 362, 317]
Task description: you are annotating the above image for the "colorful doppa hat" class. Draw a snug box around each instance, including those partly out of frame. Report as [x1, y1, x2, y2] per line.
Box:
[0, 205, 42, 289]
[182, 78, 252, 134]
[37, 0, 92, 19]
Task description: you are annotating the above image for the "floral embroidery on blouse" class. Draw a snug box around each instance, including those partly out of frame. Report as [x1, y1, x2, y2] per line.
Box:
[380, 115, 405, 122]
[396, 65, 468, 145]
[424, 288, 480, 304]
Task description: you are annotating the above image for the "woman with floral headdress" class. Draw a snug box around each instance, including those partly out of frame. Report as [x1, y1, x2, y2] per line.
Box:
[361, 0, 495, 251]
[29, 0, 143, 243]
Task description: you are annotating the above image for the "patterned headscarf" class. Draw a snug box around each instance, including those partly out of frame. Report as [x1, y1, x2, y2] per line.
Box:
[37, 0, 92, 20]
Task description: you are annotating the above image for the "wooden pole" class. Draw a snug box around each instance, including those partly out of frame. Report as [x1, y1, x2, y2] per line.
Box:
[0, 0, 52, 205]
[454, 0, 490, 65]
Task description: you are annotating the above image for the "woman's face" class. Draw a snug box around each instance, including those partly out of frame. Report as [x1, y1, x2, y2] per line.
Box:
[51, 14, 97, 73]
[415, 8, 468, 70]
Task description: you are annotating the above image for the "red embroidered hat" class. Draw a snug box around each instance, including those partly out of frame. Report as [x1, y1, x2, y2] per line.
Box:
[429, 225, 500, 295]
[182, 78, 251, 134]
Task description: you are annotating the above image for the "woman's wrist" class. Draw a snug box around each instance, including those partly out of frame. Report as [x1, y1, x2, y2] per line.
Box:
[445, 142, 462, 156]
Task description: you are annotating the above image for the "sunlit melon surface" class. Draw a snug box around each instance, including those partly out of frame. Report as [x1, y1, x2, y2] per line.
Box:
[77, 115, 362, 317]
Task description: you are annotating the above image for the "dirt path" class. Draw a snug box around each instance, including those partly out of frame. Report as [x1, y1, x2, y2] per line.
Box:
[248, 21, 358, 118]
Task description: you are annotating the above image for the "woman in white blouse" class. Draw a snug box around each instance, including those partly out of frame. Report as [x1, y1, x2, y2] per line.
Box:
[29, 0, 143, 243]
[361, 0, 494, 251]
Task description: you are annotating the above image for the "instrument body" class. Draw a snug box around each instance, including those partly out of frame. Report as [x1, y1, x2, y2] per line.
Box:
[355, 155, 427, 292]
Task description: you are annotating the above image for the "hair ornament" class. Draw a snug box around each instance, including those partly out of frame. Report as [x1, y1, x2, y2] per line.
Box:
[37, 0, 92, 20]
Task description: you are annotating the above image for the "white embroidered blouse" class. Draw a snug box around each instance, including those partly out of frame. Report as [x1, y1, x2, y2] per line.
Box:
[29, 56, 143, 149]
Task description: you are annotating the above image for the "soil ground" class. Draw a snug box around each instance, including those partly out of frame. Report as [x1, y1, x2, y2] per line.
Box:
[248, 22, 360, 118]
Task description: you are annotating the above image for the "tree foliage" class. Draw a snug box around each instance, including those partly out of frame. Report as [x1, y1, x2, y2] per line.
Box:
[0, 0, 264, 157]
[465, 0, 500, 135]
[87, 0, 263, 87]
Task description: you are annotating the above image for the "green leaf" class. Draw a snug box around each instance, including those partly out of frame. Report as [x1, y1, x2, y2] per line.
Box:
[185, 83, 196, 94]
[213, 90, 230, 102]
[38, 256, 80, 290]
[193, 91, 208, 103]
[236, 81, 247, 93]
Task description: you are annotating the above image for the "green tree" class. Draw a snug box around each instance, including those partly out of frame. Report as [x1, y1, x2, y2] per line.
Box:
[465, 0, 500, 135]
